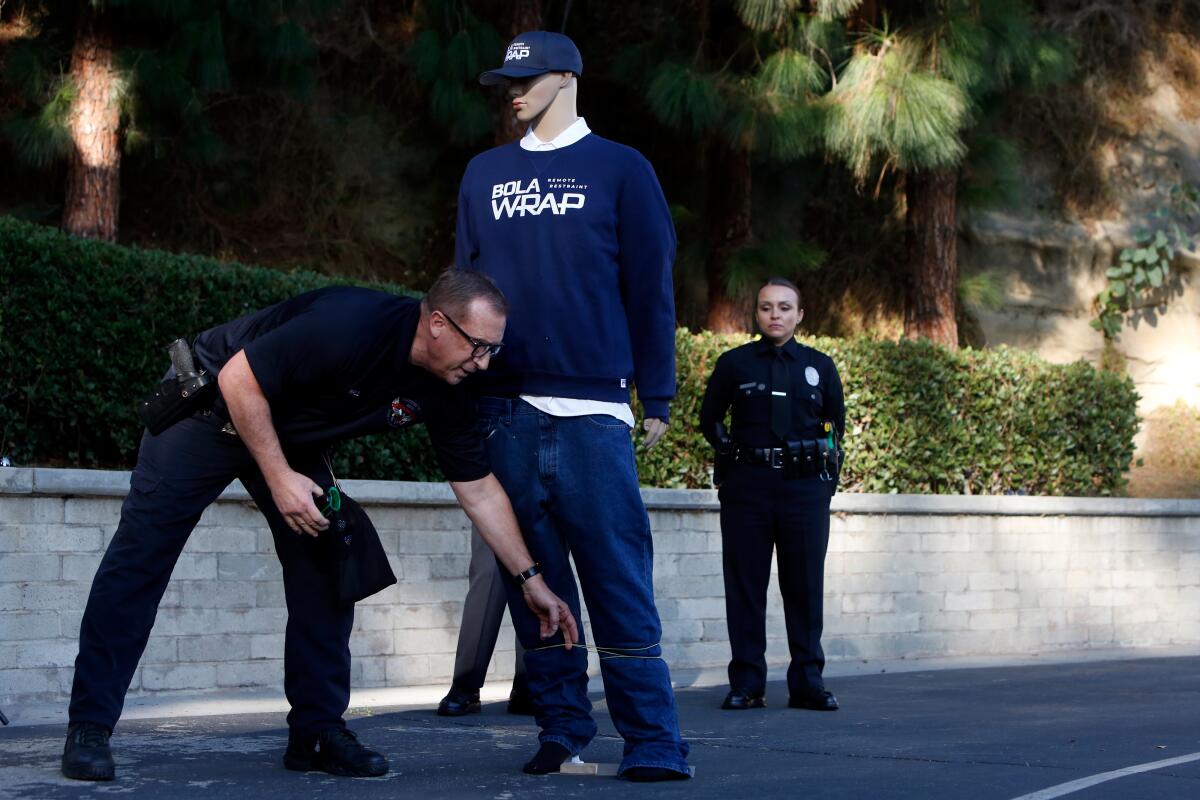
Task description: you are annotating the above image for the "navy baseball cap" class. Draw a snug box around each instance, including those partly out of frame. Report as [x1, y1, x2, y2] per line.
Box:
[479, 31, 583, 86]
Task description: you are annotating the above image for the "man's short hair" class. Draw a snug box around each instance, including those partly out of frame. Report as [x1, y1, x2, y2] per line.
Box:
[424, 268, 509, 319]
[759, 276, 803, 307]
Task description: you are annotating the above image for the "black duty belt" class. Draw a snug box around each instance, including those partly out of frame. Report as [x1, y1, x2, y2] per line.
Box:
[734, 446, 788, 469]
[732, 440, 842, 481]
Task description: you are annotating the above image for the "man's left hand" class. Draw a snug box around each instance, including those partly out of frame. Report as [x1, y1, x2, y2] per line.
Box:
[642, 417, 668, 448]
[521, 578, 579, 649]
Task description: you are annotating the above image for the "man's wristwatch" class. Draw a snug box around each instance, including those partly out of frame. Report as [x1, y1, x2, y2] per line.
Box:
[513, 563, 541, 586]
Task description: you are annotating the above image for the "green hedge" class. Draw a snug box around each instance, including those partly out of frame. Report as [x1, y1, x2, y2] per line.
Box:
[0, 217, 442, 482]
[1, 217, 1139, 494]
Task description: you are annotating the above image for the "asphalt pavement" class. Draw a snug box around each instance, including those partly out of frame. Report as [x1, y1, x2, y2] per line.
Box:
[2, 655, 1198, 800]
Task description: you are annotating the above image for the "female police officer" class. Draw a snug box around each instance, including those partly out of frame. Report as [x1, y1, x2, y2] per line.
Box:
[698, 277, 844, 712]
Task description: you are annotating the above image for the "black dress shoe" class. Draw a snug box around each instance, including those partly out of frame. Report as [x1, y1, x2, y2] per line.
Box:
[62, 722, 115, 781]
[283, 727, 389, 777]
[507, 678, 535, 715]
[720, 691, 766, 710]
[437, 688, 481, 717]
[788, 688, 839, 711]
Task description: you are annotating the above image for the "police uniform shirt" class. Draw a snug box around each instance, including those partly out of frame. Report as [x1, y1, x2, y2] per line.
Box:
[698, 337, 845, 449]
[192, 286, 489, 482]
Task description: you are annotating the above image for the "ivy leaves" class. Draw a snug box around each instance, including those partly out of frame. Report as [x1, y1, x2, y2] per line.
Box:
[1094, 183, 1200, 339]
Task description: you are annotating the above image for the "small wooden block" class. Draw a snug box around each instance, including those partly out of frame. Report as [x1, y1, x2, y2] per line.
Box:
[559, 762, 619, 776]
[557, 763, 696, 778]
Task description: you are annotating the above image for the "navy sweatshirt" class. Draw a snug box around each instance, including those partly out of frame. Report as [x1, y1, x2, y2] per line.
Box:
[454, 134, 677, 420]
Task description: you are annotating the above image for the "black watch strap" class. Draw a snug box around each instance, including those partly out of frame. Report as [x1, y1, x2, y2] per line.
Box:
[513, 563, 541, 586]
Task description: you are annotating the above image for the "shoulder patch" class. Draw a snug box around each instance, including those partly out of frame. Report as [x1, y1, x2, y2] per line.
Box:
[388, 398, 423, 429]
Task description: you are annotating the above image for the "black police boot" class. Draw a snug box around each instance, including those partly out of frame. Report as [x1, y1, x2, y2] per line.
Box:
[721, 690, 766, 710]
[283, 727, 389, 777]
[62, 721, 115, 781]
[437, 687, 481, 717]
[788, 688, 839, 711]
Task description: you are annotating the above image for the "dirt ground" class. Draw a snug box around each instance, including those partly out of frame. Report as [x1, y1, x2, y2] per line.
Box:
[1126, 401, 1200, 498]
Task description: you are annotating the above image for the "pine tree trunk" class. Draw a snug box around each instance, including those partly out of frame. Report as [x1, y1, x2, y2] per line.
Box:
[494, 0, 543, 145]
[63, 8, 120, 242]
[705, 144, 752, 332]
[904, 168, 959, 347]
[848, 0, 879, 34]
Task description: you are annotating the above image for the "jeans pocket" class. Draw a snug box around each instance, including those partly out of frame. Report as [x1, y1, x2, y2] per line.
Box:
[583, 413, 631, 431]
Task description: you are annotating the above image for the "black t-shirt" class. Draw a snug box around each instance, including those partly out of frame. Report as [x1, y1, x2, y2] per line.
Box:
[192, 286, 489, 482]
[698, 337, 845, 449]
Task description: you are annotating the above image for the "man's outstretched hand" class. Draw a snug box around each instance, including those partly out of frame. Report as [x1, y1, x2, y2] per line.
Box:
[521, 578, 579, 649]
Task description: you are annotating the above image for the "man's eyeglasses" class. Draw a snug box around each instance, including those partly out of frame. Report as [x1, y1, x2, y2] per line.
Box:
[442, 312, 504, 359]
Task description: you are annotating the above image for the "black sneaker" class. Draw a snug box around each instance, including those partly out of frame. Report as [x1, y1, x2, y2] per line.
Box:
[283, 728, 388, 777]
[62, 722, 115, 781]
[625, 766, 691, 782]
[522, 741, 571, 775]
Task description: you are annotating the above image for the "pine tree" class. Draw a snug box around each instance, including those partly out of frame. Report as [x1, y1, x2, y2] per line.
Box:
[1, 0, 337, 242]
[619, 0, 1068, 341]
[62, 4, 120, 241]
[405, 0, 505, 145]
[617, 0, 830, 332]
[819, 0, 1071, 346]
[495, 0, 544, 144]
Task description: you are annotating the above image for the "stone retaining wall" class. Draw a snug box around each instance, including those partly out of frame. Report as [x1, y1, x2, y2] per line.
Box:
[2, 467, 1199, 709]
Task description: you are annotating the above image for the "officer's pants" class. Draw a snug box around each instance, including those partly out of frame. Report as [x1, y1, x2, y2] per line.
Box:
[448, 525, 526, 693]
[718, 465, 832, 697]
[68, 412, 352, 736]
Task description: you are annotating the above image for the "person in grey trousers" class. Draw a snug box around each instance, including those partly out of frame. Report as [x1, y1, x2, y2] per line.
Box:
[437, 528, 532, 715]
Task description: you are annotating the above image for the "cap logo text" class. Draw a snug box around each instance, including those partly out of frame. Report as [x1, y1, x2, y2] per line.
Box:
[505, 44, 531, 61]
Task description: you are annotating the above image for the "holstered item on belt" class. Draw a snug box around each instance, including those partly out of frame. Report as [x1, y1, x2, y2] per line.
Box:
[784, 440, 817, 480]
[137, 338, 217, 436]
[712, 421, 734, 487]
[818, 420, 845, 493]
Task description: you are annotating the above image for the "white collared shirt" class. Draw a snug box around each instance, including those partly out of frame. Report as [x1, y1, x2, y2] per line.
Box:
[519, 116, 592, 151]
[513, 117, 637, 428]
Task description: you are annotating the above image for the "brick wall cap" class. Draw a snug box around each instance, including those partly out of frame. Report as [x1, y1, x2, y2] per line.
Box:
[4, 467, 1200, 517]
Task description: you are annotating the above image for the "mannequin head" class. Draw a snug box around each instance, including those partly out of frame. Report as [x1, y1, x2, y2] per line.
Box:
[479, 31, 583, 140]
[504, 71, 578, 133]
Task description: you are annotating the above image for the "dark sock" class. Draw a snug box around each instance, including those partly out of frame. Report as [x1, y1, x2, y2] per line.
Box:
[522, 742, 571, 775]
[624, 766, 690, 782]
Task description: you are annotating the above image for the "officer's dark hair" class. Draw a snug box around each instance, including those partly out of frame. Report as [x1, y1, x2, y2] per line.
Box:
[759, 276, 802, 307]
[423, 268, 509, 320]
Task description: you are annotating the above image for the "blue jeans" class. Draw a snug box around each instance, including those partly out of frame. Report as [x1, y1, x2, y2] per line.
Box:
[480, 398, 690, 776]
